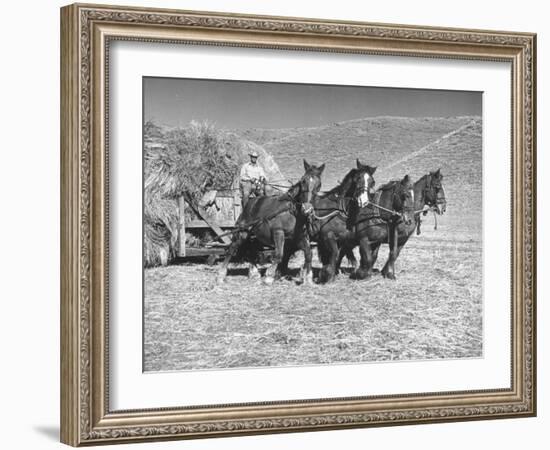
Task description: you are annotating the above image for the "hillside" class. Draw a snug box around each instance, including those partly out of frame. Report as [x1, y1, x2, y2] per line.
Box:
[229, 116, 477, 188]
[376, 118, 482, 236]
[230, 115, 482, 237]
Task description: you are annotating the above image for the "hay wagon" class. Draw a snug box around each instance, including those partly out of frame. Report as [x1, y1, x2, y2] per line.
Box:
[176, 187, 242, 260]
[176, 185, 283, 265]
[143, 124, 288, 267]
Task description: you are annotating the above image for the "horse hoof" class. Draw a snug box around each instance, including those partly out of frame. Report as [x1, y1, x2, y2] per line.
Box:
[382, 271, 396, 280]
[354, 270, 371, 280]
[249, 266, 260, 280]
[263, 276, 274, 285]
[317, 271, 326, 284]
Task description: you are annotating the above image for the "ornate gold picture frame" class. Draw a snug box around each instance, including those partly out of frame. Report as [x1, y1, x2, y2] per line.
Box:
[60, 3, 536, 446]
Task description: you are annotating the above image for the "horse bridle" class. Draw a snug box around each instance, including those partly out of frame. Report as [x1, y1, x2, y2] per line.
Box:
[392, 184, 415, 216]
[354, 172, 376, 204]
[374, 183, 415, 224]
[341, 181, 412, 230]
[310, 171, 370, 223]
[285, 174, 321, 218]
[414, 174, 446, 234]
[422, 174, 446, 210]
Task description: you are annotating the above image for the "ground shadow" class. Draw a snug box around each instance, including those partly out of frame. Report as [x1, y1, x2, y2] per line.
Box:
[223, 266, 323, 283]
[349, 268, 381, 280]
[33, 425, 59, 441]
[226, 267, 252, 277]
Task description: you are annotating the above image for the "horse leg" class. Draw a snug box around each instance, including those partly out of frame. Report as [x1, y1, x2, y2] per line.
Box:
[338, 244, 358, 276]
[248, 262, 260, 280]
[319, 232, 338, 283]
[317, 240, 330, 283]
[370, 242, 381, 273]
[390, 236, 410, 273]
[335, 246, 346, 275]
[356, 236, 374, 280]
[328, 240, 339, 283]
[264, 229, 285, 285]
[217, 231, 247, 283]
[348, 247, 358, 274]
[276, 243, 294, 280]
[297, 237, 313, 285]
[382, 223, 399, 280]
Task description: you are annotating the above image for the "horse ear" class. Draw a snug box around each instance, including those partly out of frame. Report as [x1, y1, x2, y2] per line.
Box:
[303, 159, 311, 172]
[317, 163, 326, 175]
[435, 168, 441, 177]
[368, 166, 377, 175]
[356, 158, 362, 169]
[402, 174, 410, 184]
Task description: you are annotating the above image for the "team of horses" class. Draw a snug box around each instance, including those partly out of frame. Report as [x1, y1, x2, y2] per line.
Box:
[217, 160, 447, 284]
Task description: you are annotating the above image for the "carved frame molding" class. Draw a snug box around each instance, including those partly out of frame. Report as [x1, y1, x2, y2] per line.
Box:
[61, 3, 536, 446]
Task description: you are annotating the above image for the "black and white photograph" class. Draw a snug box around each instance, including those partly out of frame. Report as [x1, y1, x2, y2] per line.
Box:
[143, 77, 482, 373]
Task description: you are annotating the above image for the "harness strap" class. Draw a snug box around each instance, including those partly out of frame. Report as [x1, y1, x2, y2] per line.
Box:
[254, 205, 294, 228]
[372, 190, 383, 215]
[213, 204, 294, 241]
[307, 195, 351, 222]
[311, 210, 346, 221]
[370, 202, 400, 216]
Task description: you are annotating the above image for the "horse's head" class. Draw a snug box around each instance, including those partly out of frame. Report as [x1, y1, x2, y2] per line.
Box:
[295, 159, 325, 215]
[423, 168, 447, 215]
[392, 175, 415, 225]
[353, 159, 377, 208]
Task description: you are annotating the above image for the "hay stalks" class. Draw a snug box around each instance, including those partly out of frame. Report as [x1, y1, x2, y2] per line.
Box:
[143, 120, 284, 267]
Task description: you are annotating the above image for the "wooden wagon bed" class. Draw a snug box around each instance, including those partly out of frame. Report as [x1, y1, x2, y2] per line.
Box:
[177, 189, 242, 257]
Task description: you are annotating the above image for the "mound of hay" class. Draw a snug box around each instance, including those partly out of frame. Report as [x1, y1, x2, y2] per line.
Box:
[144, 120, 284, 267]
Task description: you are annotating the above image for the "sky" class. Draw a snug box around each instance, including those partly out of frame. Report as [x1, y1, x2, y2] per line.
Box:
[143, 77, 482, 130]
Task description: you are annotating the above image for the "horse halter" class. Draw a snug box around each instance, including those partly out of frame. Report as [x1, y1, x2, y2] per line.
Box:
[289, 173, 321, 217]
[422, 173, 446, 212]
[355, 171, 376, 208]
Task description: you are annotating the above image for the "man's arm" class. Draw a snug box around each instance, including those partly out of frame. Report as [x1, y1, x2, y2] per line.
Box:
[240, 164, 250, 182]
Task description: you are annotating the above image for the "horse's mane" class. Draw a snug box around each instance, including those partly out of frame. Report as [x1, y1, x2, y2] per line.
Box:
[321, 168, 357, 198]
[284, 168, 320, 200]
[285, 179, 302, 199]
[377, 179, 401, 192]
[413, 173, 432, 188]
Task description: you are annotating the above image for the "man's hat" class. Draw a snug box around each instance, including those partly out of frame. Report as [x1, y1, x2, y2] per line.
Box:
[249, 150, 259, 158]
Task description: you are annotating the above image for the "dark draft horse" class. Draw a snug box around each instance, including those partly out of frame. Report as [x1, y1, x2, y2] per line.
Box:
[351, 174, 415, 280]
[216, 160, 325, 285]
[337, 168, 447, 279]
[302, 160, 377, 284]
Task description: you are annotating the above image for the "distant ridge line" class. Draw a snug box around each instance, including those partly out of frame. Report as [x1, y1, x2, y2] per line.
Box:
[260, 115, 480, 149]
[380, 118, 479, 173]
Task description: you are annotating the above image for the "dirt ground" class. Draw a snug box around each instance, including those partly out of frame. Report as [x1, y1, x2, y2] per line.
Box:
[144, 228, 482, 372]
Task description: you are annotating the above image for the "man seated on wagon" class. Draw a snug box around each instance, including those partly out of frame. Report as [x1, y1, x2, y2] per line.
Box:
[239, 150, 266, 208]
